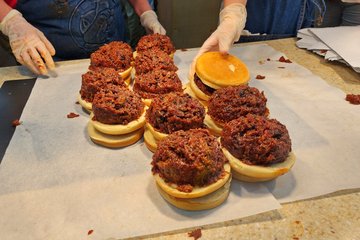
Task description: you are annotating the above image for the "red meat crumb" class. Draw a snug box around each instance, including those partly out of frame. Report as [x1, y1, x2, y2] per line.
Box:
[256, 75, 266, 80]
[267, 58, 271, 61]
[12, 119, 22, 127]
[188, 228, 202, 240]
[278, 67, 285, 69]
[67, 112, 80, 118]
[180, 48, 188, 51]
[279, 56, 292, 63]
[345, 94, 360, 105]
[87, 229, 94, 235]
[75, 101, 80, 104]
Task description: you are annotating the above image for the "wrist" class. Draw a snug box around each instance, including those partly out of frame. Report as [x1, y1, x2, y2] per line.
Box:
[0, 9, 22, 34]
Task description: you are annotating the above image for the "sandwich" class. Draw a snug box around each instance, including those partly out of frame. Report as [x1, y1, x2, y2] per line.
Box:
[221, 114, 296, 182]
[187, 51, 250, 102]
[88, 85, 146, 148]
[152, 129, 231, 210]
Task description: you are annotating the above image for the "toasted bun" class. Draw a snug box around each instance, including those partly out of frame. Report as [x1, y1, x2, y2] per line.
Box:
[142, 98, 152, 107]
[123, 74, 132, 86]
[119, 66, 133, 79]
[222, 147, 296, 182]
[189, 77, 210, 101]
[90, 107, 147, 135]
[156, 176, 231, 211]
[143, 127, 158, 152]
[78, 94, 92, 113]
[146, 122, 168, 141]
[183, 83, 208, 107]
[88, 121, 144, 148]
[195, 52, 250, 88]
[154, 163, 231, 199]
[204, 113, 223, 137]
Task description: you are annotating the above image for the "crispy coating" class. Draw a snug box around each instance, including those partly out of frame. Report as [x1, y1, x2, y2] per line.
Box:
[208, 85, 268, 124]
[136, 33, 175, 55]
[90, 41, 133, 72]
[80, 68, 126, 102]
[221, 114, 292, 165]
[92, 85, 144, 125]
[146, 92, 205, 134]
[152, 129, 227, 191]
[133, 69, 182, 99]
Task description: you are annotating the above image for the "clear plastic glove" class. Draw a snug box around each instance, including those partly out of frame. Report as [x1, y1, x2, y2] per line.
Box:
[188, 3, 247, 80]
[0, 9, 55, 75]
[140, 10, 166, 35]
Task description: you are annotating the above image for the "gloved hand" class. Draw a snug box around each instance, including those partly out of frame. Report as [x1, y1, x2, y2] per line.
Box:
[0, 9, 56, 75]
[140, 10, 166, 35]
[188, 3, 247, 80]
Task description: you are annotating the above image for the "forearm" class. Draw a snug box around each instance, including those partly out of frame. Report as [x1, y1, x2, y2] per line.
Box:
[128, 0, 152, 16]
[0, 0, 13, 22]
[224, 0, 247, 7]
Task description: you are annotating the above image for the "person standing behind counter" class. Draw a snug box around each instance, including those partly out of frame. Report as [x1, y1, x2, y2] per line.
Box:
[0, 0, 165, 75]
[189, 0, 360, 77]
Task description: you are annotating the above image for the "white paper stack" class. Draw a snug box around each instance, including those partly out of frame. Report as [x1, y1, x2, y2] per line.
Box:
[296, 26, 360, 73]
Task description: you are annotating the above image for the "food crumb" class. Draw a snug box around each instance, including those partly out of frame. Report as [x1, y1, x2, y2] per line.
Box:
[278, 67, 285, 69]
[256, 75, 266, 80]
[345, 94, 360, 105]
[75, 101, 80, 104]
[67, 112, 80, 118]
[180, 48, 188, 51]
[258, 60, 265, 65]
[293, 237, 299, 240]
[294, 220, 300, 224]
[279, 56, 292, 63]
[188, 228, 202, 240]
[331, 230, 335, 234]
[12, 119, 22, 127]
[88, 229, 94, 235]
[267, 58, 271, 61]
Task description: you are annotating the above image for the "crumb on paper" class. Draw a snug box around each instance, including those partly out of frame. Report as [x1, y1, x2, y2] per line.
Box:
[256, 75, 266, 80]
[87, 229, 94, 235]
[12, 119, 22, 127]
[188, 228, 202, 240]
[258, 60, 265, 65]
[320, 50, 327, 54]
[75, 101, 80, 104]
[267, 58, 271, 61]
[180, 48, 188, 52]
[67, 112, 80, 118]
[278, 56, 292, 63]
[345, 94, 360, 105]
[294, 220, 300, 224]
[278, 67, 285, 69]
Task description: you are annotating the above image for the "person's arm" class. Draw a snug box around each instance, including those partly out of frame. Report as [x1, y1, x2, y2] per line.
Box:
[128, 0, 166, 34]
[0, 0, 12, 21]
[0, 0, 55, 75]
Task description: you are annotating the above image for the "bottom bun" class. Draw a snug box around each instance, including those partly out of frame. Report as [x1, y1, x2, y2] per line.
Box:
[183, 83, 208, 107]
[204, 113, 223, 137]
[156, 176, 231, 211]
[143, 127, 157, 152]
[222, 147, 296, 182]
[88, 121, 144, 148]
[189, 77, 210, 101]
[78, 94, 92, 113]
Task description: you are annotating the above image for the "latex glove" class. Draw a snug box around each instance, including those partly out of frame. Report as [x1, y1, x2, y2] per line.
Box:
[0, 9, 55, 75]
[188, 3, 247, 80]
[140, 10, 166, 35]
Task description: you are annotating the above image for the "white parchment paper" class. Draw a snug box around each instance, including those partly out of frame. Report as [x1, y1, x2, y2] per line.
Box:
[0, 49, 281, 240]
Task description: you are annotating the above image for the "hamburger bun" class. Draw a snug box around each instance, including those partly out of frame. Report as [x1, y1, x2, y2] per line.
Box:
[88, 121, 144, 148]
[143, 127, 158, 152]
[90, 107, 147, 135]
[156, 176, 231, 211]
[222, 148, 296, 182]
[191, 52, 250, 101]
[204, 113, 223, 136]
[78, 93, 92, 113]
[119, 66, 133, 80]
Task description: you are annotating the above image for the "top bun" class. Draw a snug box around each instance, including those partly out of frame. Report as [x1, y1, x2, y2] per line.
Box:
[195, 52, 250, 88]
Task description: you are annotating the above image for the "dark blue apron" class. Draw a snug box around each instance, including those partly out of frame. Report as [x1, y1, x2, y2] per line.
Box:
[16, 0, 127, 60]
[241, 0, 326, 42]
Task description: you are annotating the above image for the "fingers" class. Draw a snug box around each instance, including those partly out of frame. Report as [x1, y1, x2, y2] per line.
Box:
[38, 30, 56, 56]
[36, 44, 55, 70]
[26, 47, 48, 75]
